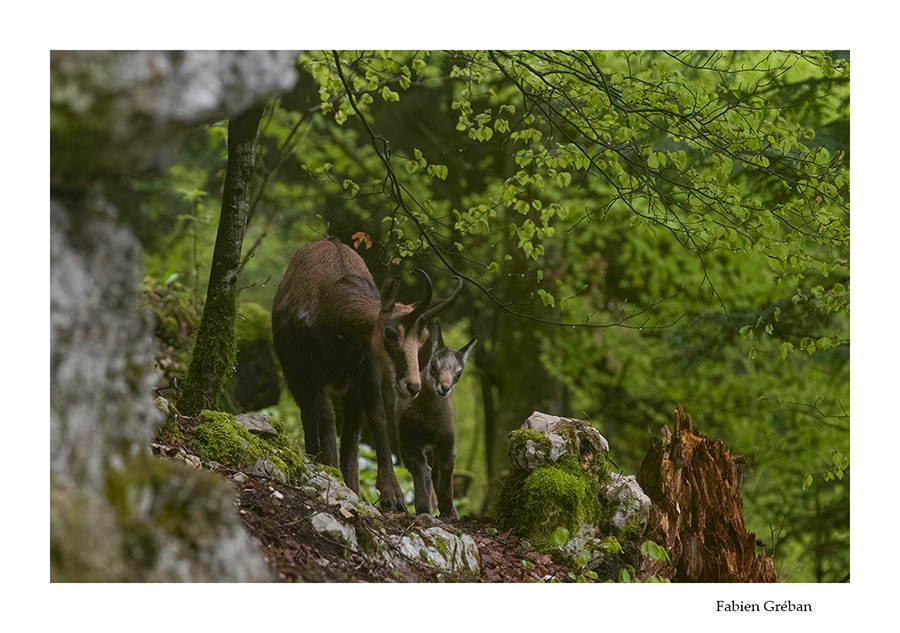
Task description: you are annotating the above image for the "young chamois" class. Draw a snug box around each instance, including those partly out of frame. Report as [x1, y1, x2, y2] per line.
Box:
[271, 237, 462, 511]
[396, 321, 477, 519]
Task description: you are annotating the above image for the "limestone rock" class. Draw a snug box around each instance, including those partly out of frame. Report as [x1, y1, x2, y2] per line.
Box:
[299, 469, 382, 518]
[51, 50, 300, 180]
[50, 51, 299, 582]
[310, 512, 359, 553]
[246, 458, 287, 482]
[394, 526, 481, 576]
[298, 467, 480, 577]
[235, 413, 278, 436]
[497, 412, 613, 552]
[522, 411, 610, 453]
[600, 473, 651, 538]
[51, 455, 273, 582]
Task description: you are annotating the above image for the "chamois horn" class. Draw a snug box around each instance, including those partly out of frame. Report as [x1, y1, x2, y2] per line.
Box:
[403, 269, 434, 323]
[415, 276, 464, 325]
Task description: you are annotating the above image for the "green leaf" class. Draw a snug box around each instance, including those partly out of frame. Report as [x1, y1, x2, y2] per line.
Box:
[538, 289, 556, 308]
[803, 473, 813, 490]
[381, 86, 400, 102]
[427, 164, 449, 180]
[516, 149, 533, 167]
[550, 526, 570, 547]
[640, 540, 669, 562]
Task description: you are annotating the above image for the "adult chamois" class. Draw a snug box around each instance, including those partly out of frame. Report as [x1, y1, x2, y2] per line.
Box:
[271, 237, 462, 511]
[396, 321, 477, 519]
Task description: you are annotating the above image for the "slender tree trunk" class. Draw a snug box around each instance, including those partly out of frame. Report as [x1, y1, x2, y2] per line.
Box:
[179, 106, 264, 417]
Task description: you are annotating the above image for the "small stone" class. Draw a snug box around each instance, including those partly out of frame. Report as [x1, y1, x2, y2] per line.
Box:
[310, 512, 359, 552]
[246, 458, 286, 482]
[175, 452, 202, 469]
[234, 413, 278, 435]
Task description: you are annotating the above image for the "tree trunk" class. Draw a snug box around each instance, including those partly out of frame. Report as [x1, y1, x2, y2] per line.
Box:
[637, 403, 777, 582]
[180, 106, 264, 417]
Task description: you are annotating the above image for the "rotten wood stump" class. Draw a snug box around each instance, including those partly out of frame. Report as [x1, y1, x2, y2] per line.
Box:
[637, 403, 776, 582]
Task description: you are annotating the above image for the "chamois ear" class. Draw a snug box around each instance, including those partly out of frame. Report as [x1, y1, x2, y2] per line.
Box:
[459, 337, 478, 363]
[430, 320, 446, 354]
[380, 276, 401, 313]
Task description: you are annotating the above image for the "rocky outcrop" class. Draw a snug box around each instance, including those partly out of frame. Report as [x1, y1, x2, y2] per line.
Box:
[297, 468, 481, 577]
[496, 411, 651, 577]
[50, 50, 299, 582]
[51, 50, 299, 182]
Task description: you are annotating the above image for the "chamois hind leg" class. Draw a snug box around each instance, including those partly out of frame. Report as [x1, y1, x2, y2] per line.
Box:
[433, 434, 459, 519]
[296, 386, 338, 468]
[340, 387, 365, 495]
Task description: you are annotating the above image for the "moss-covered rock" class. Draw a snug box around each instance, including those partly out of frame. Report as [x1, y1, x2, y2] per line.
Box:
[497, 451, 611, 552]
[186, 410, 307, 483]
[496, 412, 615, 553]
[103, 452, 272, 581]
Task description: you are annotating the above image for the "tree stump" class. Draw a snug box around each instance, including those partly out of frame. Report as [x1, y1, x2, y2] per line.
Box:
[637, 403, 776, 582]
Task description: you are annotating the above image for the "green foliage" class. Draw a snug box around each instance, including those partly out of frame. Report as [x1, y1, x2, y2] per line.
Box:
[641, 539, 670, 563]
[569, 545, 599, 583]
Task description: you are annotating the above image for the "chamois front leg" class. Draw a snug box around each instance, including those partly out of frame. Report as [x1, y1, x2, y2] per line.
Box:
[402, 444, 433, 516]
[433, 434, 459, 520]
[360, 391, 406, 512]
[370, 411, 406, 511]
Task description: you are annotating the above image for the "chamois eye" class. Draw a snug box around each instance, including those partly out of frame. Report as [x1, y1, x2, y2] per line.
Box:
[384, 327, 398, 342]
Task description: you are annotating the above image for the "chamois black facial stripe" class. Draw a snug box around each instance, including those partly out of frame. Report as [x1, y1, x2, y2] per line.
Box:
[384, 331, 410, 380]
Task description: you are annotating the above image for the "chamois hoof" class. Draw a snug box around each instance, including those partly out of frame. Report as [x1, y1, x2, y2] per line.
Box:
[378, 494, 408, 513]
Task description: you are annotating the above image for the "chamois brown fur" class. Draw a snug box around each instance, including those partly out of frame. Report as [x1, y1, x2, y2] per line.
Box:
[396, 321, 477, 518]
[271, 237, 461, 511]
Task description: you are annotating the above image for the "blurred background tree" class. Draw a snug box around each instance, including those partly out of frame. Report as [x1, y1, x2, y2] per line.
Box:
[126, 50, 849, 582]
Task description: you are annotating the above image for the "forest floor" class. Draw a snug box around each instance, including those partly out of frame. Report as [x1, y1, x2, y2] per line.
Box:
[231, 466, 573, 583]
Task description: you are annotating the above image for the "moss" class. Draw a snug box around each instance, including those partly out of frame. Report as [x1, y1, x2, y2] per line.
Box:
[317, 464, 345, 484]
[496, 441, 613, 553]
[154, 397, 184, 447]
[433, 536, 450, 560]
[518, 467, 585, 551]
[186, 410, 307, 483]
[235, 301, 272, 342]
[507, 429, 552, 459]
